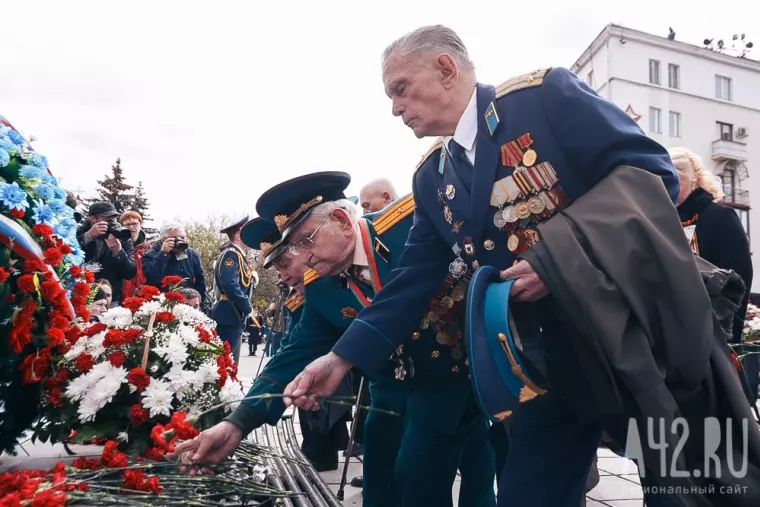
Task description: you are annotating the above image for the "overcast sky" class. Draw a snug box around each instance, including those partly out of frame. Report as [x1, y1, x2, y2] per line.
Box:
[1, 0, 753, 224]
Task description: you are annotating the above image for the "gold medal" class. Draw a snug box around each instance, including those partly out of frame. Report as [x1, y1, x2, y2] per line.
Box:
[516, 202, 531, 220]
[508, 234, 520, 252]
[412, 332, 421, 340]
[427, 311, 439, 323]
[441, 296, 454, 309]
[528, 196, 546, 215]
[484, 239, 495, 250]
[431, 350, 440, 359]
[522, 149, 537, 167]
[436, 331, 449, 345]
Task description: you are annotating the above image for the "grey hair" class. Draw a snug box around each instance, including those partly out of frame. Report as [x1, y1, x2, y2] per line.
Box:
[160, 222, 184, 238]
[382, 25, 474, 74]
[309, 198, 361, 224]
[361, 178, 398, 200]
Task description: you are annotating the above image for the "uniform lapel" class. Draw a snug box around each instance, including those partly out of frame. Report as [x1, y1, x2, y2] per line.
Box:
[359, 218, 390, 289]
[470, 83, 500, 240]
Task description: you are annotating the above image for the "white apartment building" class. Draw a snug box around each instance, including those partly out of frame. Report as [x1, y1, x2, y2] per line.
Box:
[571, 24, 760, 292]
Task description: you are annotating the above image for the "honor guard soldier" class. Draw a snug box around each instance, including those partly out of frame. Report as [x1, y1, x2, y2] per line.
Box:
[212, 215, 255, 364]
[283, 26, 680, 507]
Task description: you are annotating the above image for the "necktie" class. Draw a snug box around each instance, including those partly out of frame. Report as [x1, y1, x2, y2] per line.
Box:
[448, 140, 473, 192]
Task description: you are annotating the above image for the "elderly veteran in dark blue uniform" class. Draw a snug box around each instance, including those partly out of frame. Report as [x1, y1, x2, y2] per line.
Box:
[281, 26, 683, 507]
[171, 172, 495, 507]
[211, 216, 255, 364]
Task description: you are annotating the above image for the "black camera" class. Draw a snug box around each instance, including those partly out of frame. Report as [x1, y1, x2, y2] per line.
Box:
[172, 237, 189, 253]
[106, 220, 132, 242]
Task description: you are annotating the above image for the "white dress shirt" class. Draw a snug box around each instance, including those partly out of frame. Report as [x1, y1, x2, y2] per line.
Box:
[443, 87, 478, 166]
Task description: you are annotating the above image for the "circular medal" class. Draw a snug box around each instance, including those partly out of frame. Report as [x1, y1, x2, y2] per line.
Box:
[449, 257, 468, 278]
[493, 210, 507, 228]
[436, 331, 449, 345]
[441, 296, 454, 309]
[445, 184, 456, 200]
[420, 316, 430, 330]
[431, 350, 440, 359]
[528, 196, 546, 215]
[516, 202, 531, 220]
[522, 149, 537, 167]
[412, 332, 421, 340]
[502, 206, 519, 223]
[451, 347, 464, 360]
[427, 311, 439, 323]
[451, 290, 464, 302]
[507, 234, 520, 252]
[484, 239, 495, 250]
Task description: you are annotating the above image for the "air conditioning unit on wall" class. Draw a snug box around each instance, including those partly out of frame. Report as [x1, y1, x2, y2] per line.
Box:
[737, 127, 749, 139]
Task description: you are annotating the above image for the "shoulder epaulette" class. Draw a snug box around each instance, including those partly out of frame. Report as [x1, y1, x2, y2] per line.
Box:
[284, 292, 304, 312]
[303, 268, 320, 287]
[415, 138, 444, 169]
[373, 194, 415, 235]
[495, 68, 551, 99]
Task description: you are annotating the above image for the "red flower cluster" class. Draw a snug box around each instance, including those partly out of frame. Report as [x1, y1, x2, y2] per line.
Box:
[102, 328, 140, 348]
[127, 368, 150, 391]
[101, 441, 128, 468]
[147, 412, 198, 458]
[0, 462, 88, 506]
[216, 341, 238, 386]
[123, 469, 162, 495]
[161, 275, 183, 288]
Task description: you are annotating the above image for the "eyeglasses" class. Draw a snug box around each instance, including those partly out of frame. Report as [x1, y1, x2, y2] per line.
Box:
[288, 217, 330, 252]
[123, 222, 141, 228]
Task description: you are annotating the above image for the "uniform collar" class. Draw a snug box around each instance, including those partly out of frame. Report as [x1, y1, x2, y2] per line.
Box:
[223, 241, 245, 256]
[351, 225, 368, 268]
[444, 86, 478, 154]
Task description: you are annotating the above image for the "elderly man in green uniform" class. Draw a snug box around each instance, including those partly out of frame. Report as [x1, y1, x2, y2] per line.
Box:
[171, 172, 495, 507]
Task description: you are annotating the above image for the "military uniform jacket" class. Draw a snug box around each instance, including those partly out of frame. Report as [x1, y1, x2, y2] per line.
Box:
[332, 67, 679, 379]
[211, 243, 253, 328]
[226, 195, 474, 434]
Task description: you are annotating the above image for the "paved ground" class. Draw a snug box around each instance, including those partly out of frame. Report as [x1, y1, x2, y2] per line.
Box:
[237, 351, 647, 506]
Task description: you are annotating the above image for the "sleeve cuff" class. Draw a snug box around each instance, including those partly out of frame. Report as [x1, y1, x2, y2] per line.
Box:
[224, 404, 267, 436]
[332, 318, 396, 378]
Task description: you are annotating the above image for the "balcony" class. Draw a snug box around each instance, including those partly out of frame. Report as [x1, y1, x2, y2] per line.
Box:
[723, 188, 751, 206]
[712, 139, 748, 162]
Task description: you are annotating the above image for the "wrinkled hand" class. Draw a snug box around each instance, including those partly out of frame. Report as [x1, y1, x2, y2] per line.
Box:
[84, 221, 108, 242]
[500, 260, 548, 302]
[167, 421, 243, 476]
[283, 352, 353, 411]
[105, 234, 122, 255]
[161, 237, 176, 254]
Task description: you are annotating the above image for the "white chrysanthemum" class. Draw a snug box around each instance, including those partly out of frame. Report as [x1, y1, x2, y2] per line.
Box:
[218, 380, 244, 412]
[65, 374, 92, 402]
[141, 379, 174, 418]
[192, 361, 220, 388]
[66, 363, 128, 423]
[154, 334, 189, 366]
[136, 300, 162, 316]
[100, 307, 133, 328]
[165, 365, 196, 400]
[177, 324, 200, 347]
[172, 304, 209, 325]
[63, 338, 88, 362]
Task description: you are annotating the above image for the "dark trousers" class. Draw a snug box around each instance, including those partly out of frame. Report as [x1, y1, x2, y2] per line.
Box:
[299, 409, 348, 470]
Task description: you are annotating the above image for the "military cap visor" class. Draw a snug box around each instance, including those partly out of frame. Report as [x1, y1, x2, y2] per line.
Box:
[240, 217, 287, 268]
[220, 215, 250, 234]
[465, 266, 548, 423]
[255, 171, 351, 248]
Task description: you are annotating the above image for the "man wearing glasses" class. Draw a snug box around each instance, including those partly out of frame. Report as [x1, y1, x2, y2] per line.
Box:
[171, 172, 495, 507]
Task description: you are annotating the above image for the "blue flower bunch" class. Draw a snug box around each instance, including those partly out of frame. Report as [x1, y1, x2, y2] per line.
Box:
[0, 115, 84, 266]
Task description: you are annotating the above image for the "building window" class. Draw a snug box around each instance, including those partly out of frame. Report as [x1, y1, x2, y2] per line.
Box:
[668, 64, 680, 89]
[717, 121, 733, 141]
[715, 75, 732, 100]
[649, 60, 661, 84]
[722, 168, 736, 201]
[668, 111, 681, 137]
[649, 107, 662, 133]
[586, 70, 593, 87]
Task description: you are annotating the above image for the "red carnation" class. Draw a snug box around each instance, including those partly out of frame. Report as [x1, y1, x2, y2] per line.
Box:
[32, 224, 54, 237]
[121, 297, 145, 313]
[70, 295, 86, 307]
[129, 404, 149, 427]
[72, 457, 100, 470]
[101, 441, 128, 468]
[84, 271, 95, 283]
[45, 328, 65, 348]
[16, 274, 36, 293]
[75, 354, 94, 373]
[75, 306, 91, 322]
[22, 259, 46, 274]
[138, 285, 160, 300]
[69, 265, 82, 278]
[10, 208, 24, 219]
[72, 282, 90, 298]
[84, 323, 107, 337]
[0, 267, 9, 283]
[195, 326, 212, 343]
[59, 243, 72, 255]
[169, 411, 199, 440]
[155, 312, 175, 324]
[128, 368, 150, 391]
[161, 275, 183, 288]
[107, 351, 125, 367]
[164, 291, 185, 303]
[40, 279, 64, 302]
[43, 248, 63, 267]
[49, 314, 70, 330]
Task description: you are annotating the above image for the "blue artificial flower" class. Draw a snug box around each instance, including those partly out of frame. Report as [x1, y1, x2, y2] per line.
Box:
[19, 165, 46, 180]
[7, 130, 23, 145]
[34, 183, 55, 200]
[0, 137, 15, 154]
[0, 126, 9, 137]
[54, 217, 78, 238]
[0, 181, 29, 211]
[29, 152, 48, 169]
[32, 199, 54, 225]
[53, 186, 67, 200]
[47, 198, 69, 214]
[66, 245, 85, 266]
[0, 148, 9, 168]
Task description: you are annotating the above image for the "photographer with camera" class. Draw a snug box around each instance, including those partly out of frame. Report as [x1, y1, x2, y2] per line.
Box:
[76, 202, 137, 305]
[141, 222, 206, 304]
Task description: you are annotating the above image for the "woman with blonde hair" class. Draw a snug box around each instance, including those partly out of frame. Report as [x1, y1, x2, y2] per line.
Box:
[669, 147, 753, 341]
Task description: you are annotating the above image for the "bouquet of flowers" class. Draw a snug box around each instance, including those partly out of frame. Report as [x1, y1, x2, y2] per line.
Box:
[742, 302, 760, 344]
[0, 115, 92, 454]
[36, 276, 245, 458]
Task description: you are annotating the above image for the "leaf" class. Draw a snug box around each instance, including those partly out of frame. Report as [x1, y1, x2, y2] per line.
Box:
[69, 420, 124, 443]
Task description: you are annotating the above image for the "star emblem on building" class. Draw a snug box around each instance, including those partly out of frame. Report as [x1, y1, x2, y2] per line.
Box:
[625, 104, 642, 123]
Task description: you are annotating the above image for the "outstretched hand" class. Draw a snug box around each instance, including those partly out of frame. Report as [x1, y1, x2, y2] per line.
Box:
[500, 260, 548, 302]
[283, 352, 353, 411]
[167, 421, 243, 476]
